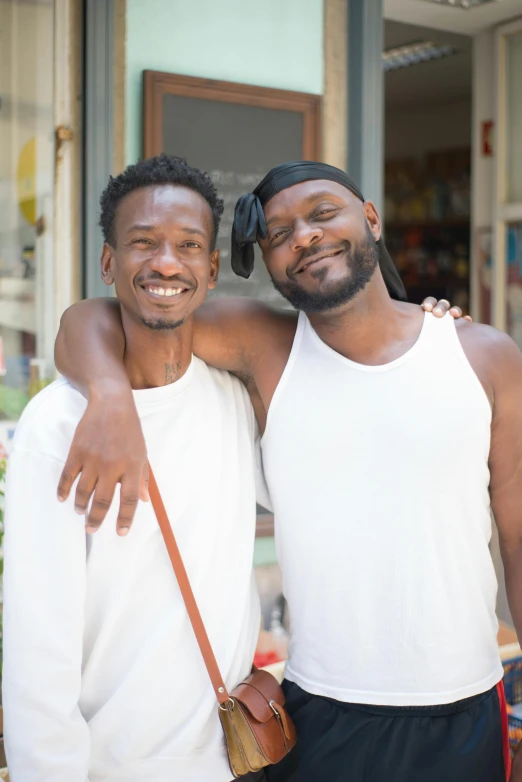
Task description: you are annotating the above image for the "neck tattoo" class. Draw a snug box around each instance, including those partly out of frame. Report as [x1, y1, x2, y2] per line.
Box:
[165, 361, 182, 385]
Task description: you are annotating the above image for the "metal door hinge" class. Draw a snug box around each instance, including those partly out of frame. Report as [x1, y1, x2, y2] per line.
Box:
[56, 125, 74, 143]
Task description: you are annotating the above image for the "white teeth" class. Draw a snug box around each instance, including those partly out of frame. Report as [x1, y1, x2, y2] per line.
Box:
[146, 286, 183, 297]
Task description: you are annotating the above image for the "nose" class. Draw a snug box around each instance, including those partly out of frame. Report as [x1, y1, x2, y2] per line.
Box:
[290, 219, 323, 252]
[148, 242, 184, 277]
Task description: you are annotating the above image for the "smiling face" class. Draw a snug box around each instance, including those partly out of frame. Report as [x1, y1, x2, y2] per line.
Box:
[100, 184, 219, 330]
[259, 179, 381, 313]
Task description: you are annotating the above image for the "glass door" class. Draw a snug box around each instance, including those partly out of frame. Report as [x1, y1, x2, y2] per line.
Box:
[493, 20, 522, 340]
[0, 0, 55, 452]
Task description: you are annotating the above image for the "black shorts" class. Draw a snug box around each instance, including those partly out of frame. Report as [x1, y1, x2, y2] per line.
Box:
[262, 679, 511, 782]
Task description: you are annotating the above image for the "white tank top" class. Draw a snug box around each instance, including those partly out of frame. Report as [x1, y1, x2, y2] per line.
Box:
[261, 311, 503, 706]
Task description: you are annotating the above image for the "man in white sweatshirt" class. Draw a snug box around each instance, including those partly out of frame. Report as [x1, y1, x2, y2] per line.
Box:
[2, 155, 265, 782]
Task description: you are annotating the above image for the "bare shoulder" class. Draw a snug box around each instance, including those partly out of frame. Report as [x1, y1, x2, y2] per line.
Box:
[455, 320, 522, 405]
[455, 319, 522, 365]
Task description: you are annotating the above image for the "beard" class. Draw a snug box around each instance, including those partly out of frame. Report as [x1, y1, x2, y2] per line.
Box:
[140, 316, 185, 330]
[270, 224, 380, 313]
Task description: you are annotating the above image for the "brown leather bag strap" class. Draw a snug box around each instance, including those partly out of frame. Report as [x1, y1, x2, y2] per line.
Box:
[147, 462, 230, 705]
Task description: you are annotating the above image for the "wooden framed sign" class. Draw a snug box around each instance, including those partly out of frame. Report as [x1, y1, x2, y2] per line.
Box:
[142, 70, 322, 304]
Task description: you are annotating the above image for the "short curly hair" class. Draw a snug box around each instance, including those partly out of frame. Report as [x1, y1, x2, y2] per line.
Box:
[99, 154, 224, 249]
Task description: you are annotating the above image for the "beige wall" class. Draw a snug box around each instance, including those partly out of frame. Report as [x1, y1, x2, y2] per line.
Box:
[323, 0, 347, 168]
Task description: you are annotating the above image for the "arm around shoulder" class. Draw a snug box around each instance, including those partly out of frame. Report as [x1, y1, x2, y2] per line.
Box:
[193, 297, 297, 375]
[55, 297, 126, 397]
[54, 298, 147, 532]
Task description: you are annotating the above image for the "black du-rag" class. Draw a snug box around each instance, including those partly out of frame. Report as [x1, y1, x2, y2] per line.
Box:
[231, 160, 407, 302]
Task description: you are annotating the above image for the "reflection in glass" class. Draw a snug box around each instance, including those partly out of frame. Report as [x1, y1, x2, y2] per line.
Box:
[506, 223, 522, 349]
[506, 31, 522, 204]
[0, 0, 54, 450]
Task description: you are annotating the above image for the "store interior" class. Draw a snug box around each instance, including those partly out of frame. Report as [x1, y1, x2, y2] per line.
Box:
[384, 21, 472, 312]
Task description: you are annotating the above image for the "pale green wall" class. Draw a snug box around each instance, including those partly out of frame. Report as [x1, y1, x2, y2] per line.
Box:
[253, 536, 277, 567]
[125, 0, 324, 164]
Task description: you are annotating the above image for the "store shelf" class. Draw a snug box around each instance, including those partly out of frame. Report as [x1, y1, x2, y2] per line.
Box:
[0, 278, 35, 297]
[402, 278, 468, 290]
[0, 277, 36, 333]
[386, 219, 470, 230]
[0, 297, 35, 333]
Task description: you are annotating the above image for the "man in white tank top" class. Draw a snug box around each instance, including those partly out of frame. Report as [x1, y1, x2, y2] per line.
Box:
[52, 161, 521, 782]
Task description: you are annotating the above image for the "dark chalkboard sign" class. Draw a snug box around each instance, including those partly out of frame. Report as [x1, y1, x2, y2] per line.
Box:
[143, 71, 322, 305]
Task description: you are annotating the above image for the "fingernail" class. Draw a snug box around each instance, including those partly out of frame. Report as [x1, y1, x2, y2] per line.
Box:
[118, 527, 129, 537]
[57, 494, 65, 502]
[85, 525, 97, 534]
[75, 507, 85, 515]
[434, 307, 443, 315]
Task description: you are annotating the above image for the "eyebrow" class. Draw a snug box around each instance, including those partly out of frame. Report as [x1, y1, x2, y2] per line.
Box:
[126, 224, 207, 238]
[266, 191, 342, 229]
[181, 227, 207, 238]
[127, 224, 155, 232]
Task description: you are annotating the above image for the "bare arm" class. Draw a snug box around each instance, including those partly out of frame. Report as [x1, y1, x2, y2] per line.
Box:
[56, 296, 284, 381]
[487, 334, 522, 644]
[483, 331, 522, 781]
[55, 297, 126, 396]
[55, 298, 149, 532]
[54, 295, 458, 534]
[54, 296, 285, 533]
[456, 321, 522, 643]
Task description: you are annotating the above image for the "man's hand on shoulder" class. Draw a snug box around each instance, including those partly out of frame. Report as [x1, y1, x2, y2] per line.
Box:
[422, 297, 472, 320]
[57, 383, 149, 535]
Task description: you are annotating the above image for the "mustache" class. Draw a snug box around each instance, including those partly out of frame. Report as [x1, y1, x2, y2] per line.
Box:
[135, 272, 195, 289]
[289, 241, 351, 276]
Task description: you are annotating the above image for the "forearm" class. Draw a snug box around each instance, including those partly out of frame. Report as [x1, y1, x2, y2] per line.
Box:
[500, 541, 522, 645]
[55, 297, 129, 399]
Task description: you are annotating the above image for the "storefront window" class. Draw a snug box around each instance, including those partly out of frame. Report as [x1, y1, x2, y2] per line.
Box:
[0, 0, 55, 453]
[506, 222, 522, 349]
[506, 31, 522, 204]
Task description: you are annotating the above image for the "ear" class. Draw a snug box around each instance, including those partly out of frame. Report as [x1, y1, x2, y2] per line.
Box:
[100, 243, 115, 286]
[208, 249, 220, 290]
[363, 201, 382, 242]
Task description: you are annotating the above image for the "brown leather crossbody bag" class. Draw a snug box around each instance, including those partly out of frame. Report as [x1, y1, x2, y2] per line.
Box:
[148, 464, 297, 778]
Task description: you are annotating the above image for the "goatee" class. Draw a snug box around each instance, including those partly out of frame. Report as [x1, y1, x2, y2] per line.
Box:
[270, 225, 379, 313]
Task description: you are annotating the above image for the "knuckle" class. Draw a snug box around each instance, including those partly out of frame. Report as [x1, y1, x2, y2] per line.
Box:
[92, 497, 111, 511]
[121, 494, 139, 506]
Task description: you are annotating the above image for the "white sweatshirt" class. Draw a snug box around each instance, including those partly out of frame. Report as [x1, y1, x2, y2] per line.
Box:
[3, 357, 264, 782]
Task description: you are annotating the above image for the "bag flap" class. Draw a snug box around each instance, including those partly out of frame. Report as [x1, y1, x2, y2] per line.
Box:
[230, 669, 286, 724]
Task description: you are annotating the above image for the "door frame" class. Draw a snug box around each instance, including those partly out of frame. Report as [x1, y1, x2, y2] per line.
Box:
[492, 16, 522, 331]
